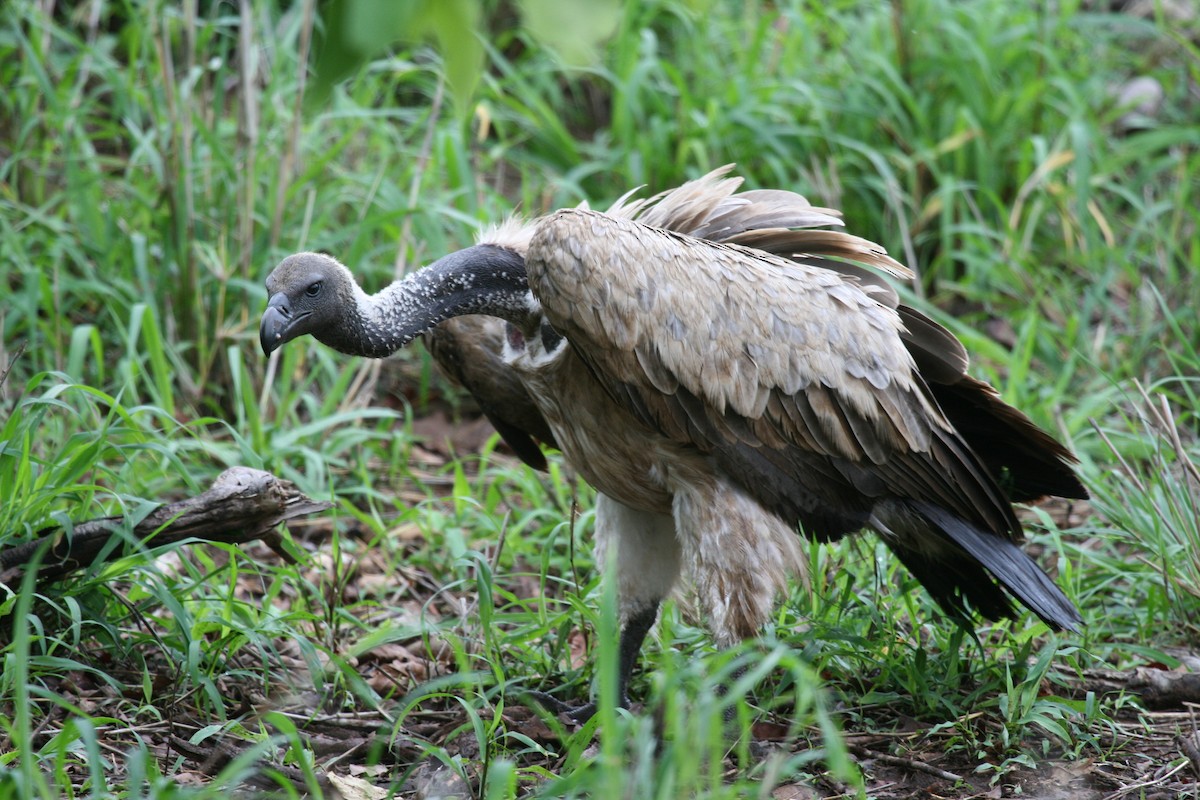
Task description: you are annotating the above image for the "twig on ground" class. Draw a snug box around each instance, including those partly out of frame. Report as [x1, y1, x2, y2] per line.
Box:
[844, 742, 965, 784]
[1100, 759, 1191, 800]
[1178, 734, 1200, 780]
[1179, 708, 1200, 780]
[169, 734, 321, 794]
[1129, 668, 1200, 709]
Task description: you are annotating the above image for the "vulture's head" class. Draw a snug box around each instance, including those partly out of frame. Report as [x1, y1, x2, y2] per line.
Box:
[260, 252, 356, 355]
[260, 243, 534, 360]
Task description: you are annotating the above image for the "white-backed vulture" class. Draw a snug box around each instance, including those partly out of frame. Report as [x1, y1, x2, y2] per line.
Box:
[260, 166, 1085, 720]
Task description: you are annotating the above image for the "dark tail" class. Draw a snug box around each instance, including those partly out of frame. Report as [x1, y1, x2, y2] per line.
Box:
[897, 305, 1087, 504]
[927, 375, 1087, 504]
[885, 500, 1081, 632]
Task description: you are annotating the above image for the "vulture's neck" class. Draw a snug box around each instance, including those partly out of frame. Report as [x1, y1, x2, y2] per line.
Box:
[324, 244, 537, 358]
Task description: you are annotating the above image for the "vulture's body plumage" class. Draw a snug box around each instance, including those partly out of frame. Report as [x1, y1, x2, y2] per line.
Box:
[261, 167, 1085, 718]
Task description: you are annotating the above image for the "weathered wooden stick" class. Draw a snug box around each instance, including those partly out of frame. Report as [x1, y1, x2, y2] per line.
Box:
[1075, 666, 1200, 709]
[0, 467, 331, 584]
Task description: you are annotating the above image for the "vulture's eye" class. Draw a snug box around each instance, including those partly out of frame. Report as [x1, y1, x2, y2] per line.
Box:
[306, 281, 322, 297]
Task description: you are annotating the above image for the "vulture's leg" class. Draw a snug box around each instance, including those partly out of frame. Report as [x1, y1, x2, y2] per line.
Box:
[526, 494, 679, 724]
[673, 476, 806, 648]
[668, 477, 807, 724]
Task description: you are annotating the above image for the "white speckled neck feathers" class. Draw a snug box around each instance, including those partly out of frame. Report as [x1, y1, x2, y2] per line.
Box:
[319, 244, 537, 358]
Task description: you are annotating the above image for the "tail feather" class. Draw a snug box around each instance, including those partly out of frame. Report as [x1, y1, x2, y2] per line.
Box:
[928, 374, 1088, 503]
[910, 500, 1081, 632]
[895, 305, 1087, 504]
[888, 543, 1017, 625]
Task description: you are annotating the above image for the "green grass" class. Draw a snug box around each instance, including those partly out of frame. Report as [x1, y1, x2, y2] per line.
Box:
[1, 0, 1199, 797]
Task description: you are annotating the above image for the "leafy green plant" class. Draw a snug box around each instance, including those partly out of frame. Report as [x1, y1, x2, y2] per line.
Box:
[1088, 380, 1200, 635]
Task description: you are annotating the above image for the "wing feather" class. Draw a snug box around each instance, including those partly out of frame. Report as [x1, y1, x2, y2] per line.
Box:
[527, 208, 1022, 540]
[532, 210, 917, 423]
[424, 316, 557, 470]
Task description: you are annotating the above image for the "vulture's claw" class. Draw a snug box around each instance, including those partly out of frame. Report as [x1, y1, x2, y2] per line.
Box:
[520, 690, 607, 725]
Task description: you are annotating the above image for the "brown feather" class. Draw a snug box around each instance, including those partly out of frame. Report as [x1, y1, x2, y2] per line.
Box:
[526, 209, 1032, 546]
[424, 316, 557, 470]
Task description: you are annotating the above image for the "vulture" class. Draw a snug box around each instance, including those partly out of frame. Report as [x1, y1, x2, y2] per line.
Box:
[260, 166, 1085, 720]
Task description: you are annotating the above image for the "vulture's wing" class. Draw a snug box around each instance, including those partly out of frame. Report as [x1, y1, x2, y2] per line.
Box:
[425, 316, 557, 470]
[526, 208, 1021, 542]
[610, 167, 1086, 505]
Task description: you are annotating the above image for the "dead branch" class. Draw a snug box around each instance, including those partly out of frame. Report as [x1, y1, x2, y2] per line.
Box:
[1177, 730, 1200, 780]
[168, 734, 323, 795]
[845, 742, 965, 784]
[0, 341, 26, 394]
[1128, 668, 1200, 709]
[1070, 667, 1200, 710]
[0, 467, 331, 585]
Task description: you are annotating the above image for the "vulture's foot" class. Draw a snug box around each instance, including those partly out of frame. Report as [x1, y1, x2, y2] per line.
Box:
[521, 690, 606, 725]
[523, 604, 658, 726]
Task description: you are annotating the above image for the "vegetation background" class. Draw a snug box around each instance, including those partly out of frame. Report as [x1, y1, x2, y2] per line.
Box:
[1, 0, 1198, 797]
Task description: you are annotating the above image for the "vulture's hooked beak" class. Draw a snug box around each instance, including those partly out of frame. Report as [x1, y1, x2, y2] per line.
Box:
[260, 293, 304, 355]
